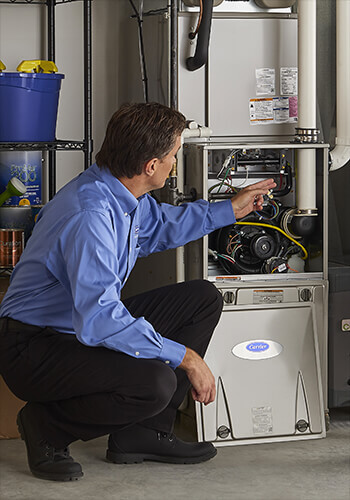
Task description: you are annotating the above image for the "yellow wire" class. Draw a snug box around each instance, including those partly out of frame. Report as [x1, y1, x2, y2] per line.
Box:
[234, 221, 308, 260]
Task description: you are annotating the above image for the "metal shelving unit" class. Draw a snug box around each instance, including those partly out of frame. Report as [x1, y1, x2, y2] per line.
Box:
[0, 0, 92, 199]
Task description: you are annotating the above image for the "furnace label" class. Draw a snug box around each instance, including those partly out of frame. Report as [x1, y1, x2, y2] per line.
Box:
[252, 406, 273, 435]
[253, 289, 284, 304]
[280, 67, 298, 95]
[273, 97, 290, 123]
[256, 68, 275, 96]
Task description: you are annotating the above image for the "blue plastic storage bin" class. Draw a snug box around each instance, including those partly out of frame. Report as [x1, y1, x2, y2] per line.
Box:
[0, 72, 64, 142]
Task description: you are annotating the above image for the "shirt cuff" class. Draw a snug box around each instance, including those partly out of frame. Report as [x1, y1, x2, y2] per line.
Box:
[158, 337, 186, 369]
[208, 199, 236, 229]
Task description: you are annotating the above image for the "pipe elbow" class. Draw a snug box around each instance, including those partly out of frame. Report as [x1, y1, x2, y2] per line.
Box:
[329, 143, 350, 171]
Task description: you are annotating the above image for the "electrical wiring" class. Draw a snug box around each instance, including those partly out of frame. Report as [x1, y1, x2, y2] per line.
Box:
[273, 200, 280, 218]
[233, 166, 249, 188]
[209, 248, 237, 266]
[234, 221, 309, 260]
[231, 244, 242, 261]
[217, 252, 236, 265]
[226, 234, 241, 255]
[208, 182, 237, 194]
[287, 264, 299, 273]
[254, 200, 279, 220]
[216, 168, 231, 193]
[129, 0, 149, 102]
[217, 164, 249, 191]
[216, 149, 239, 179]
[189, 0, 203, 39]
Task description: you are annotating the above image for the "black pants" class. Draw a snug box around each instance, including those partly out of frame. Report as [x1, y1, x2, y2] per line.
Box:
[0, 280, 222, 448]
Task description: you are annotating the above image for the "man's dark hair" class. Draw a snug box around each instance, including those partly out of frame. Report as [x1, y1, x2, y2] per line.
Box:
[95, 102, 186, 178]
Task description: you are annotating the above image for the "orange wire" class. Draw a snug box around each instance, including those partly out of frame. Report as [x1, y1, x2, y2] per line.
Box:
[193, 0, 203, 36]
[287, 265, 299, 273]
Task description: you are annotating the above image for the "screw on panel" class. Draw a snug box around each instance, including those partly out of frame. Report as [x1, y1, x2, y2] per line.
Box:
[341, 320, 350, 332]
[223, 291, 235, 304]
[300, 288, 312, 302]
[217, 425, 231, 439]
[295, 419, 309, 432]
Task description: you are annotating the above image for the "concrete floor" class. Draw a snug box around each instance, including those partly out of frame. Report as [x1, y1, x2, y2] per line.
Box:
[0, 408, 349, 500]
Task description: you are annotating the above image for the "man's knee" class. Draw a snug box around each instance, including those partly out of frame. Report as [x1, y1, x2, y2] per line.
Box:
[140, 361, 178, 414]
[189, 280, 223, 314]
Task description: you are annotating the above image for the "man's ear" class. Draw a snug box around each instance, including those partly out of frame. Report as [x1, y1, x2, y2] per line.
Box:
[144, 158, 159, 178]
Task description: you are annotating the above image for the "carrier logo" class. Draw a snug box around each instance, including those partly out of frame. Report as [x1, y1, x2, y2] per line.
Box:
[232, 340, 283, 360]
[246, 342, 269, 352]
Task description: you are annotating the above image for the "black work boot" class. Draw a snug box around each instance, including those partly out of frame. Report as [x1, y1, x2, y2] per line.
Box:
[106, 424, 217, 464]
[17, 405, 83, 481]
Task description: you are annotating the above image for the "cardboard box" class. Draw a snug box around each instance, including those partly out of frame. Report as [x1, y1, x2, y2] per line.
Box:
[0, 276, 25, 439]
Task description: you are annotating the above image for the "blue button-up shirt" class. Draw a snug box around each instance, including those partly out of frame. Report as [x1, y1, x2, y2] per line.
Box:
[0, 163, 235, 368]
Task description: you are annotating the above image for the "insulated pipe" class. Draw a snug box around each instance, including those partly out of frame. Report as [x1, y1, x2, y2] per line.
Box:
[329, 0, 350, 171]
[296, 0, 317, 215]
[186, 0, 214, 71]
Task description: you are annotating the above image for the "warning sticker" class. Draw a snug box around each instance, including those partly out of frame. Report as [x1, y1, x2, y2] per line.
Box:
[250, 97, 297, 125]
[256, 68, 275, 96]
[252, 406, 273, 435]
[281, 67, 298, 96]
[249, 98, 274, 125]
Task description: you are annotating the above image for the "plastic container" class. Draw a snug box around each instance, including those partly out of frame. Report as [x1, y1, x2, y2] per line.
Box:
[0, 71, 64, 142]
[0, 151, 42, 205]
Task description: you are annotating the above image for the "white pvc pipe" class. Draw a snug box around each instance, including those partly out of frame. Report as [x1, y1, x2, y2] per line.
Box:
[175, 124, 213, 282]
[182, 124, 212, 139]
[176, 141, 186, 283]
[329, 0, 350, 172]
[298, 0, 317, 128]
[296, 0, 317, 213]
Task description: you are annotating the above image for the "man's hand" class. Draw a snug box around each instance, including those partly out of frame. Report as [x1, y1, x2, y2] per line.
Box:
[231, 178, 277, 220]
[179, 347, 216, 405]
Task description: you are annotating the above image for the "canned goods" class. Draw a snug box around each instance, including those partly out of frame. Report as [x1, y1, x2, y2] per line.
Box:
[0, 206, 34, 244]
[0, 228, 24, 268]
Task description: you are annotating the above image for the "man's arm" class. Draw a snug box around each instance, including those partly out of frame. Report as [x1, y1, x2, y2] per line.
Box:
[179, 347, 216, 405]
[138, 178, 276, 257]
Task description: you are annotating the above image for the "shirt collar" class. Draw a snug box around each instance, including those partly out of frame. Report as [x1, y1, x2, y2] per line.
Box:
[91, 163, 139, 215]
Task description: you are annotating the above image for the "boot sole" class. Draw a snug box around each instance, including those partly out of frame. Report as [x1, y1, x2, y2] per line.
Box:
[106, 447, 217, 465]
[17, 411, 84, 482]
